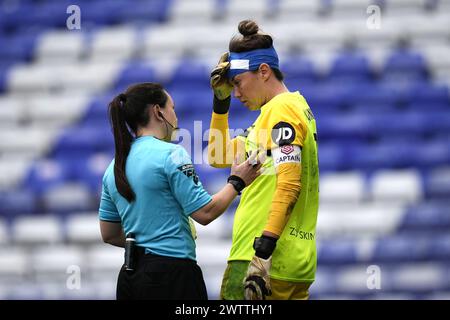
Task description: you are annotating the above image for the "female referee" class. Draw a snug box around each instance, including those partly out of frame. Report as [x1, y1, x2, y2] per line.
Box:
[99, 83, 262, 300]
[207, 20, 320, 300]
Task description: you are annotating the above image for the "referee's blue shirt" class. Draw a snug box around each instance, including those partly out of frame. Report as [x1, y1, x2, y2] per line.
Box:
[99, 136, 212, 261]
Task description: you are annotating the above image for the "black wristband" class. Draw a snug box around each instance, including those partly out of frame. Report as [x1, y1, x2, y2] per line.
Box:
[213, 95, 231, 114]
[253, 235, 277, 259]
[227, 175, 246, 195]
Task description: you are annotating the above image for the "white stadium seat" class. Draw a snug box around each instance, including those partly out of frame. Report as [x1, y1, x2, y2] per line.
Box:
[168, 0, 217, 24]
[66, 213, 102, 244]
[31, 245, 84, 282]
[43, 183, 93, 213]
[371, 169, 423, 204]
[0, 247, 28, 280]
[320, 171, 366, 204]
[0, 158, 31, 190]
[12, 215, 63, 244]
[35, 31, 85, 64]
[85, 244, 123, 281]
[90, 26, 137, 62]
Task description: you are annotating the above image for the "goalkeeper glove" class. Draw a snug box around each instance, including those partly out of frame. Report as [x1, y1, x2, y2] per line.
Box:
[243, 235, 277, 300]
[210, 52, 233, 101]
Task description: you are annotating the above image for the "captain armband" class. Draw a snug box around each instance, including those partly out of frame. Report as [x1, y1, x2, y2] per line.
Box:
[271, 145, 301, 168]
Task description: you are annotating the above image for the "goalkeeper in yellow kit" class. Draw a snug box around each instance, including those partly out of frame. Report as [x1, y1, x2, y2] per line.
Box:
[207, 20, 320, 300]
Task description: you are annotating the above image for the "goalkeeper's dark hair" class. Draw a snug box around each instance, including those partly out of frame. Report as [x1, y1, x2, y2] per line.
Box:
[229, 20, 284, 81]
[108, 83, 168, 202]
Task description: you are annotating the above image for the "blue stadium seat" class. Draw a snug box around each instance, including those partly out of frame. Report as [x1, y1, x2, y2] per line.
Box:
[23, 159, 69, 195]
[349, 142, 416, 170]
[328, 51, 372, 82]
[114, 0, 171, 24]
[318, 240, 357, 265]
[281, 56, 317, 88]
[429, 234, 450, 261]
[410, 84, 450, 105]
[383, 49, 428, 81]
[373, 234, 430, 263]
[20, 1, 71, 29]
[0, 190, 37, 218]
[0, 2, 33, 31]
[80, 0, 129, 26]
[414, 140, 450, 168]
[408, 102, 450, 112]
[114, 63, 157, 91]
[301, 84, 346, 109]
[371, 111, 426, 136]
[352, 102, 398, 114]
[170, 88, 211, 118]
[317, 113, 372, 140]
[317, 143, 346, 171]
[0, 62, 12, 93]
[166, 60, 210, 90]
[75, 152, 113, 193]
[422, 111, 450, 134]
[0, 32, 37, 63]
[346, 84, 399, 107]
[424, 166, 450, 199]
[401, 202, 450, 232]
[52, 126, 113, 159]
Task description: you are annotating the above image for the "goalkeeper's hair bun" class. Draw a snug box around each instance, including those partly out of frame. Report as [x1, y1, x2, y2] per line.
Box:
[229, 20, 273, 53]
[238, 20, 259, 37]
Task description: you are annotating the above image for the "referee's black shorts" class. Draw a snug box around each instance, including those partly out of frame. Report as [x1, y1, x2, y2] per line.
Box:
[116, 247, 208, 300]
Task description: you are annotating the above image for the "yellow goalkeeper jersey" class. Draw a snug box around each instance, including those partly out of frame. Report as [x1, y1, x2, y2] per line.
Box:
[229, 91, 320, 282]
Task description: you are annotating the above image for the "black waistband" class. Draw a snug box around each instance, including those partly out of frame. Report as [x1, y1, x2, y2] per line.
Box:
[134, 246, 196, 264]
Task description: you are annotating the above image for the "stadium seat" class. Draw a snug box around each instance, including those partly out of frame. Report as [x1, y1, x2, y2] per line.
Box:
[319, 171, 366, 203]
[328, 51, 372, 82]
[373, 234, 430, 263]
[1, 0, 450, 300]
[42, 182, 95, 214]
[166, 59, 210, 90]
[382, 49, 428, 81]
[77, 152, 112, 192]
[90, 26, 137, 62]
[23, 159, 69, 195]
[429, 234, 450, 261]
[114, 62, 157, 90]
[114, 0, 170, 24]
[281, 56, 317, 87]
[0, 190, 37, 217]
[0, 248, 28, 282]
[31, 245, 84, 282]
[12, 215, 63, 244]
[390, 263, 448, 293]
[424, 166, 450, 199]
[35, 31, 85, 64]
[318, 240, 357, 265]
[168, 0, 217, 24]
[226, 0, 270, 22]
[0, 158, 31, 191]
[401, 201, 450, 231]
[85, 244, 124, 281]
[65, 213, 103, 244]
[370, 169, 423, 203]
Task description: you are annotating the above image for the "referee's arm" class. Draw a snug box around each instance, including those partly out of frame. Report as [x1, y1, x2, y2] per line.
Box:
[100, 220, 126, 247]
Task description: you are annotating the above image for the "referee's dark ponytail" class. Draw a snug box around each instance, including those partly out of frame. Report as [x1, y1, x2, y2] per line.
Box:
[108, 83, 168, 202]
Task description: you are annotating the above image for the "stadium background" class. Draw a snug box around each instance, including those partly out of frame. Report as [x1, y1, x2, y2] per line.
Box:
[0, 0, 449, 299]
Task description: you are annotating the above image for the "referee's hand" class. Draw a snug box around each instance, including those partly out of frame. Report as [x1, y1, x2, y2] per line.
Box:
[230, 152, 263, 188]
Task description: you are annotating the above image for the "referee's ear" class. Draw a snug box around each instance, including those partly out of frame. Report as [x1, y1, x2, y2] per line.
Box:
[152, 104, 163, 122]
